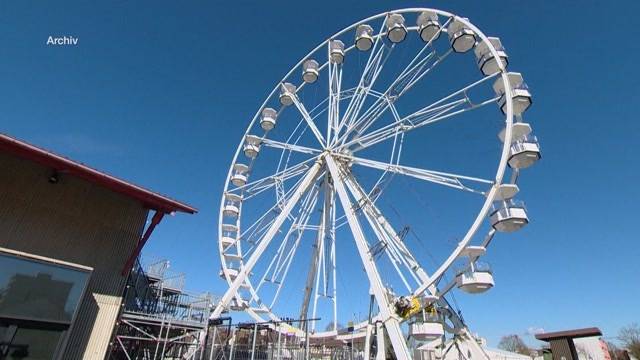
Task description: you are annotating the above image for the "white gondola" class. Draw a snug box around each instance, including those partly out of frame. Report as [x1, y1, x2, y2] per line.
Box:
[279, 82, 297, 106]
[474, 37, 508, 75]
[456, 261, 494, 294]
[223, 204, 239, 218]
[416, 11, 441, 42]
[497, 122, 540, 169]
[231, 163, 249, 186]
[493, 72, 532, 116]
[509, 134, 541, 169]
[260, 107, 277, 131]
[224, 252, 242, 262]
[330, 40, 345, 64]
[221, 236, 236, 247]
[386, 14, 407, 43]
[409, 322, 444, 341]
[489, 199, 528, 232]
[458, 245, 486, 259]
[498, 122, 532, 143]
[223, 193, 242, 218]
[243, 135, 261, 159]
[448, 18, 476, 53]
[355, 24, 374, 51]
[222, 223, 238, 234]
[302, 59, 319, 83]
[492, 183, 519, 201]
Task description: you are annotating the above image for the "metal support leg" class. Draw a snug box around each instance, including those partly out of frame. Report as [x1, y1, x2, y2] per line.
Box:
[364, 324, 374, 360]
[325, 155, 411, 360]
[375, 323, 385, 360]
[209, 326, 218, 360]
[229, 328, 236, 360]
[277, 324, 282, 360]
[251, 323, 258, 360]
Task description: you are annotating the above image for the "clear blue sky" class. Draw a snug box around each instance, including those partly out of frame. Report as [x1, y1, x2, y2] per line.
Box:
[1, 0, 639, 348]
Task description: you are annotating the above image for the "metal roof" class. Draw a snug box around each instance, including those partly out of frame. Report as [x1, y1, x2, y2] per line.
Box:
[0, 133, 197, 214]
[535, 327, 602, 341]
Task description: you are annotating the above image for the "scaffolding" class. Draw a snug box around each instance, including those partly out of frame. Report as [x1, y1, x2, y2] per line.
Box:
[202, 319, 367, 360]
[108, 259, 215, 360]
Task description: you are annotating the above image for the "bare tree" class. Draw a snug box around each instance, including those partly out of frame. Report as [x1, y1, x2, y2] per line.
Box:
[325, 322, 344, 332]
[498, 334, 531, 355]
[606, 341, 631, 360]
[619, 323, 640, 359]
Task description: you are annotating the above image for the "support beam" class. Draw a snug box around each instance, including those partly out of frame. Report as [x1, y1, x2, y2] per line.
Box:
[324, 155, 411, 360]
[342, 172, 490, 359]
[121, 211, 165, 276]
[211, 158, 324, 318]
[300, 175, 330, 321]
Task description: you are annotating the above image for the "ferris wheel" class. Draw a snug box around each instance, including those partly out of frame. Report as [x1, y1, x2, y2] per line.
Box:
[212, 8, 540, 360]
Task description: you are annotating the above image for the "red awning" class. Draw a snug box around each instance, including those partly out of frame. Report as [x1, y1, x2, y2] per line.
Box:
[0, 133, 197, 214]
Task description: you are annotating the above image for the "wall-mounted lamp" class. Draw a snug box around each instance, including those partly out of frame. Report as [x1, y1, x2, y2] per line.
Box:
[48, 170, 59, 184]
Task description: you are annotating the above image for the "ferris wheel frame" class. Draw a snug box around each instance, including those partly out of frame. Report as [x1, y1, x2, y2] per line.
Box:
[212, 7, 536, 360]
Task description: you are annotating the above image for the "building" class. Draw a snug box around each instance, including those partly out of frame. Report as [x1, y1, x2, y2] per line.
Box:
[0, 134, 196, 359]
[535, 327, 609, 360]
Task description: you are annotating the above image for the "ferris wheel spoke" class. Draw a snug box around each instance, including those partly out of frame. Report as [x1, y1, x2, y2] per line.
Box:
[287, 90, 327, 147]
[243, 172, 324, 261]
[336, 19, 394, 141]
[300, 175, 332, 322]
[262, 138, 323, 155]
[342, 72, 500, 152]
[327, 49, 343, 145]
[232, 157, 317, 199]
[268, 181, 321, 309]
[212, 158, 324, 318]
[343, 49, 454, 146]
[335, 24, 455, 147]
[401, 71, 501, 123]
[345, 93, 500, 154]
[325, 155, 412, 359]
[239, 172, 310, 242]
[342, 170, 434, 293]
[342, 154, 493, 195]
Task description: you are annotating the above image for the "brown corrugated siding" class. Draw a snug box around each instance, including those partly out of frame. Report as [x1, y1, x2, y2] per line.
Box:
[0, 152, 148, 359]
[549, 339, 577, 360]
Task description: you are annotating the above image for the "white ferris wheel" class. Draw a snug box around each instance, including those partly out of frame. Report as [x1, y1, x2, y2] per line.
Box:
[212, 8, 541, 360]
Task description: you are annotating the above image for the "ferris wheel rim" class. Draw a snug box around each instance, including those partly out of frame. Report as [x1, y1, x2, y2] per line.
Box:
[216, 7, 517, 334]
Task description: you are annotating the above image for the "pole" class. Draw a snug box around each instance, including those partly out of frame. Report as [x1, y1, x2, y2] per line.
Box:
[277, 323, 282, 360]
[229, 328, 236, 360]
[304, 320, 310, 360]
[209, 325, 218, 360]
[251, 323, 258, 360]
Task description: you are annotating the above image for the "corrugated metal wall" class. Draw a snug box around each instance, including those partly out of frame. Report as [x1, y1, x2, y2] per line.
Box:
[549, 339, 577, 360]
[0, 152, 149, 359]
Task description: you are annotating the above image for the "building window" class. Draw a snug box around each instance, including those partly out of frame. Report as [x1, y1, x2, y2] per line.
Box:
[0, 250, 91, 359]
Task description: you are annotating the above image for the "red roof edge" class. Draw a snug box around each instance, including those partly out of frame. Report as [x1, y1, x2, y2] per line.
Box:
[0, 133, 197, 214]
